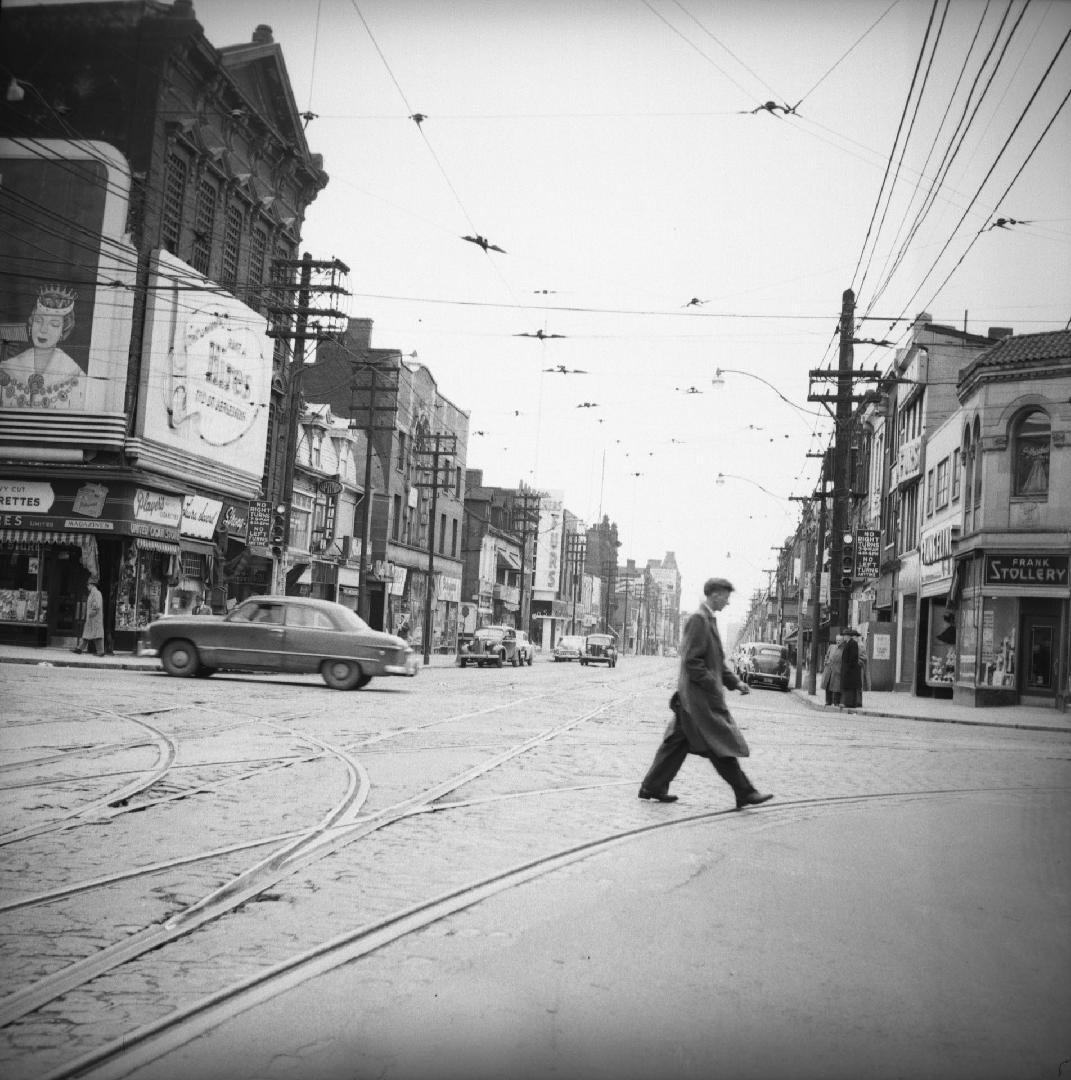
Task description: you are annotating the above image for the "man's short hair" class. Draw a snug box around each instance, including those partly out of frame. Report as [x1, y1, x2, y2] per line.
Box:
[703, 577, 734, 596]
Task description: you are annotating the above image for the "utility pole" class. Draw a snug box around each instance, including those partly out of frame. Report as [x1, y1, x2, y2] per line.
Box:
[266, 254, 350, 595]
[349, 357, 400, 625]
[412, 431, 457, 665]
[567, 532, 586, 634]
[511, 486, 543, 640]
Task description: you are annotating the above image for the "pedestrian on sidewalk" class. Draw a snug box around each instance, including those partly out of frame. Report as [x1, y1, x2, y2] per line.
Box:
[822, 634, 845, 706]
[638, 576, 773, 810]
[72, 577, 104, 655]
[840, 627, 864, 708]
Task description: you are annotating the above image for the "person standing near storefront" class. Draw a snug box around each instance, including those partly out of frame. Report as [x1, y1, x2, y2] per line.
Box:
[840, 628, 864, 708]
[72, 577, 104, 655]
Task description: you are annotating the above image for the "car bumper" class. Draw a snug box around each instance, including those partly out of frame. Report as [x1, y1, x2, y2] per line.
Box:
[749, 672, 788, 687]
[385, 657, 421, 676]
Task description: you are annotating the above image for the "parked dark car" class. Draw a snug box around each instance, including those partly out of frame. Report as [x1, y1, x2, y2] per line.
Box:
[145, 596, 418, 689]
[581, 633, 618, 667]
[457, 625, 529, 668]
[739, 641, 790, 691]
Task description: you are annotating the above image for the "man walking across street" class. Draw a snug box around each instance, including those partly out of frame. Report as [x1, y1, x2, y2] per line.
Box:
[639, 576, 773, 810]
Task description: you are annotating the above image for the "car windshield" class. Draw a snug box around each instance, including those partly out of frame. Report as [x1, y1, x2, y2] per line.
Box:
[588, 636, 612, 645]
[559, 637, 584, 648]
[476, 629, 505, 641]
[756, 647, 783, 659]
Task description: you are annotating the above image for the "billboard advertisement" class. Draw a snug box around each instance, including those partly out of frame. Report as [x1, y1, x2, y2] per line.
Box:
[0, 139, 135, 415]
[139, 251, 272, 483]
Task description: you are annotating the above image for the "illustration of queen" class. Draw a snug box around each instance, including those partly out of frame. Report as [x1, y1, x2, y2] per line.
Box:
[0, 284, 85, 410]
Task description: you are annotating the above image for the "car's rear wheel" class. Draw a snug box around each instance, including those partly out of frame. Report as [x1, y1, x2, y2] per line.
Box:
[160, 640, 200, 678]
[321, 659, 362, 690]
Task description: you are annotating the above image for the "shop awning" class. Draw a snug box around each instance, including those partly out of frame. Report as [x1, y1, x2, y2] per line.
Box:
[496, 550, 522, 570]
[135, 538, 181, 555]
[0, 529, 86, 545]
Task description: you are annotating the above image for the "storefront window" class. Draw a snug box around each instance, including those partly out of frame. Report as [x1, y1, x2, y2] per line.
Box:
[115, 547, 171, 630]
[957, 601, 977, 684]
[978, 596, 1017, 688]
[925, 600, 955, 687]
[0, 546, 44, 622]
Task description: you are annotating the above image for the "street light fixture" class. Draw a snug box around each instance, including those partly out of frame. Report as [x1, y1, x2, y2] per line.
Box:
[711, 367, 825, 420]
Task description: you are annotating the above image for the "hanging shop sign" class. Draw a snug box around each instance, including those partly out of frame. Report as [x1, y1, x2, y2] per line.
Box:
[984, 554, 1069, 588]
[219, 500, 249, 539]
[438, 574, 461, 602]
[181, 495, 223, 540]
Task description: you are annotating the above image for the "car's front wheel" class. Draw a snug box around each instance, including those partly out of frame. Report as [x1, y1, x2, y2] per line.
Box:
[496, 652, 505, 668]
[321, 659, 363, 690]
[160, 639, 200, 678]
[511, 651, 520, 667]
[527, 653, 534, 666]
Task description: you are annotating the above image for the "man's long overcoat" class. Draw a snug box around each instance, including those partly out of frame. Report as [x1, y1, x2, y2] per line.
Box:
[676, 605, 750, 759]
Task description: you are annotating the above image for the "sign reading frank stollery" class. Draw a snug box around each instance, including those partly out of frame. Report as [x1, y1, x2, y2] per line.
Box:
[984, 554, 1069, 587]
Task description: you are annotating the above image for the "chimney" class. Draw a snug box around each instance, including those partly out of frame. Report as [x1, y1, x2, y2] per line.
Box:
[987, 327, 1014, 340]
[346, 318, 374, 348]
[252, 25, 274, 44]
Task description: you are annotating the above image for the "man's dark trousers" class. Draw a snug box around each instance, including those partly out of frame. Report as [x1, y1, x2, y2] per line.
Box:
[642, 719, 754, 800]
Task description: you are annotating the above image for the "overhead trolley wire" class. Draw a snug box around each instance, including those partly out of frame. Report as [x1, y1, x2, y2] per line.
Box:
[850, 0, 942, 298]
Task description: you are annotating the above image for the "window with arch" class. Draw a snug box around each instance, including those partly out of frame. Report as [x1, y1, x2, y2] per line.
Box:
[972, 417, 982, 507]
[1013, 409, 1051, 496]
[962, 425, 973, 528]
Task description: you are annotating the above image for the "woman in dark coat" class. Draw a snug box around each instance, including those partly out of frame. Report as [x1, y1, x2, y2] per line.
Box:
[840, 628, 863, 708]
[638, 577, 773, 809]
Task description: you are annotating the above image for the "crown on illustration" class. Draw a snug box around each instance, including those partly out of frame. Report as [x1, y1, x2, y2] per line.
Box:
[33, 284, 78, 317]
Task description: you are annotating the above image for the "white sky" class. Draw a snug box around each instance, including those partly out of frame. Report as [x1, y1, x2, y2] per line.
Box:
[17, 0, 1071, 608]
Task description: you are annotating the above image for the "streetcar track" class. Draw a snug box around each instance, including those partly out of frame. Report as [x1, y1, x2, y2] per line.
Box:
[0, 695, 619, 1028]
[37, 783, 1052, 1080]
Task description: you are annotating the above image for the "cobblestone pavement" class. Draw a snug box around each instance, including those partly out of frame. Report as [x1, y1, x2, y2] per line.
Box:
[1, 655, 1069, 1080]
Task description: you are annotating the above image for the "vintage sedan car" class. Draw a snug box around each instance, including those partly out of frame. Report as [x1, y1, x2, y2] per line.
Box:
[457, 625, 529, 668]
[145, 596, 418, 690]
[581, 633, 618, 667]
[553, 635, 585, 662]
[738, 640, 791, 691]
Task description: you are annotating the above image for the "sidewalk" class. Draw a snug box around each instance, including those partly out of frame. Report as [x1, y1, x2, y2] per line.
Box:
[789, 683, 1070, 734]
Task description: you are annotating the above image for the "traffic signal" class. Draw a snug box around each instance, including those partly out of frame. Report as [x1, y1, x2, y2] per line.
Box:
[840, 532, 855, 589]
[270, 504, 287, 557]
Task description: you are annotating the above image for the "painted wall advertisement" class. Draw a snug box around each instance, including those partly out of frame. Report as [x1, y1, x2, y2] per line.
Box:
[0, 138, 135, 415]
[139, 251, 271, 482]
[533, 491, 564, 597]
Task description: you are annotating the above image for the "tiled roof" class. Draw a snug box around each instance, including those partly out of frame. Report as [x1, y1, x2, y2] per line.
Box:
[959, 329, 1071, 383]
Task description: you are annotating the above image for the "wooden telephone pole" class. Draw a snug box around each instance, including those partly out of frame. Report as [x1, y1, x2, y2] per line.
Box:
[413, 432, 457, 665]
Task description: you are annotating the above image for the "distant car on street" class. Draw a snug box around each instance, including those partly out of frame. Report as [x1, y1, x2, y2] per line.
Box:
[581, 633, 618, 667]
[146, 596, 418, 690]
[553, 635, 586, 662]
[738, 641, 791, 691]
[457, 625, 530, 668]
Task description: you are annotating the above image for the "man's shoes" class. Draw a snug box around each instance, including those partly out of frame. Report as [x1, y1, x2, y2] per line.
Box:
[70, 648, 83, 655]
[638, 787, 678, 803]
[736, 791, 774, 810]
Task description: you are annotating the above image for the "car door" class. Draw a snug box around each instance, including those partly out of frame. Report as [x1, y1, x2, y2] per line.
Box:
[281, 604, 342, 673]
[211, 599, 285, 670]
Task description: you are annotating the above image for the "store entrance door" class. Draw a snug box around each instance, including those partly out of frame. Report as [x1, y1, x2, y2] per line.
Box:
[1019, 600, 1061, 701]
[44, 546, 83, 639]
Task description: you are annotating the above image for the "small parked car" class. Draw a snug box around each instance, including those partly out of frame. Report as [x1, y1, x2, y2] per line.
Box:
[553, 635, 586, 662]
[145, 596, 418, 690]
[581, 633, 617, 667]
[457, 625, 529, 668]
[738, 641, 791, 691]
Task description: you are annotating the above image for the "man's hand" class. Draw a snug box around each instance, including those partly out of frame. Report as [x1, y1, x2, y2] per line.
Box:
[738, 683, 750, 695]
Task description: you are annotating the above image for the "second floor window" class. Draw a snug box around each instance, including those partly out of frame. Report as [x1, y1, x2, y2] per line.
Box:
[221, 205, 243, 287]
[935, 458, 949, 509]
[161, 152, 187, 253]
[1013, 410, 1050, 496]
[192, 178, 217, 276]
[951, 449, 961, 501]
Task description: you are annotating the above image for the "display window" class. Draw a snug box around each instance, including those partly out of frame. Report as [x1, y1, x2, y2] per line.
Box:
[978, 596, 1017, 688]
[0, 545, 45, 623]
[115, 545, 171, 630]
[925, 600, 955, 687]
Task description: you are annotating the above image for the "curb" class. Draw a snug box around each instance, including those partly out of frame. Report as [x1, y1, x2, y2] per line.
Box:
[789, 688, 1070, 735]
